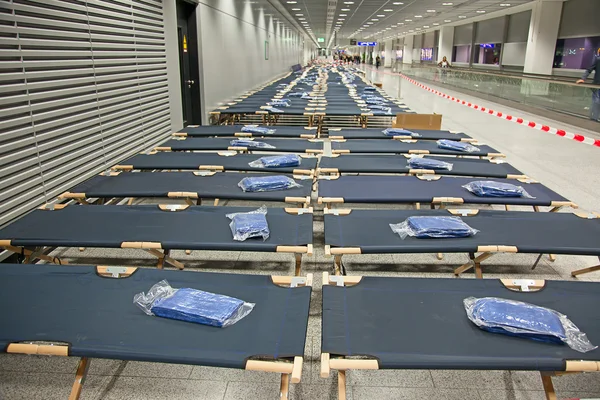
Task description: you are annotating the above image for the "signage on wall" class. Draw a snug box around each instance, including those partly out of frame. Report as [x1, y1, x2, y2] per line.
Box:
[358, 41, 377, 46]
[264, 41, 269, 60]
[350, 39, 357, 45]
[317, 37, 325, 43]
[480, 43, 495, 48]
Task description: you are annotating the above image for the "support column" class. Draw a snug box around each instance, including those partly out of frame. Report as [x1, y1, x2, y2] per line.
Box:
[384, 40, 393, 67]
[403, 35, 414, 65]
[437, 26, 454, 63]
[523, 0, 564, 75]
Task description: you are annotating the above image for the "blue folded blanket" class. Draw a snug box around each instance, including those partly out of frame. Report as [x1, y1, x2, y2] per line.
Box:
[369, 105, 392, 114]
[230, 139, 276, 149]
[241, 126, 276, 135]
[249, 154, 301, 168]
[408, 157, 453, 171]
[238, 175, 300, 192]
[463, 181, 533, 198]
[134, 280, 255, 328]
[382, 128, 421, 137]
[227, 207, 270, 241]
[268, 99, 291, 107]
[464, 297, 597, 352]
[390, 216, 478, 239]
[264, 106, 284, 113]
[437, 139, 480, 153]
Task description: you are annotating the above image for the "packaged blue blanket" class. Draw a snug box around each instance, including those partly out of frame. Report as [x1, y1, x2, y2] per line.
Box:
[238, 175, 301, 192]
[268, 99, 291, 108]
[230, 139, 276, 149]
[464, 297, 596, 353]
[382, 128, 421, 138]
[227, 206, 270, 241]
[133, 280, 255, 328]
[264, 106, 284, 113]
[241, 126, 276, 135]
[463, 181, 534, 198]
[287, 92, 308, 98]
[390, 216, 478, 239]
[437, 139, 480, 153]
[248, 154, 301, 168]
[408, 157, 453, 171]
[369, 105, 392, 114]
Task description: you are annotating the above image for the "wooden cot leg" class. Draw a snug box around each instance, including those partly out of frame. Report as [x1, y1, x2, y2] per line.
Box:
[196, 198, 202, 206]
[548, 254, 556, 262]
[127, 197, 134, 205]
[534, 205, 541, 212]
[214, 199, 220, 206]
[415, 202, 420, 210]
[69, 357, 90, 400]
[572, 264, 600, 277]
[79, 247, 85, 252]
[455, 252, 493, 277]
[334, 255, 343, 276]
[475, 263, 483, 279]
[338, 370, 347, 400]
[540, 373, 557, 400]
[279, 373, 290, 400]
[295, 253, 302, 277]
[436, 253, 444, 260]
[185, 250, 192, 255]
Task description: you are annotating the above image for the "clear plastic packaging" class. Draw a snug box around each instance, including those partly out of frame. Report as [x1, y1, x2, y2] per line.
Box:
[226, 206, 270, 241]
[382, 128, 421, 138]
[369, 105, 392, 114]
[133, 280, 254, 328]
[230, 139, 276, 149]
[463, 181, 534, 198]
[287, 92, 307, 98]
[365, 99, 387, 105]
[238, 175, 301, 192]
[390, 216, 479, 239]
[264, 106, 284, 113]
[408, 157, 453, 171]
[268, 99, 291, 107]
[437, 139, 480, 153]
[464, 297, 597, 353]
[241, 126, 276, 135]
[248, 154, 301, 168]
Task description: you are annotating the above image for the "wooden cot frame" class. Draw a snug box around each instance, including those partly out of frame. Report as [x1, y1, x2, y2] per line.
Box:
[0, 204, 314, 276]
[326, 129, 475, 141]
[4, 266, 311, 400]
[323, 208, 600, 278]
[320, 271, 600, 400]
[171, 125, 320, 140]
[152, 137, 324, 156]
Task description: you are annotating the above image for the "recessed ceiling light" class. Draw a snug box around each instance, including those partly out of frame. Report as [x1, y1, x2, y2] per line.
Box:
[291, 8, 301, 10]
[426, 10, 436, 13]
[500, 3, 511, 6]
[423, 25, 429, 28]
[386, 27, 391, 30]
[391, 24, 397, 27]
[371, 18, 379, 21]
[298, 17, 305, 20]
[339, 14, 347, 16]
[393, 2, 403, 4]
[343, 1, 354, 4]
[367, 22, 373, 24]
[377, 14, 385, 17]
[383, 9, 393, 12]
[442, 2, 453, 5]
[405, 19, 412, 22]
[341, 8, 350, 11]
[295, 13, 303, 16]
[433, 23, 439, 25]
[476, 10, 486, 13]
[415, 15, 423, 18]
[338, 18, 345, 20]
[399, 22, 404, 25]
[444, 19, 451, 22]
[286, 1, 296, 3]
[458, 15, 466, 18]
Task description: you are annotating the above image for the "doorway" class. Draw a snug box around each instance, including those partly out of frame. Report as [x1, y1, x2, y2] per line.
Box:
[176, 0, 201, 126]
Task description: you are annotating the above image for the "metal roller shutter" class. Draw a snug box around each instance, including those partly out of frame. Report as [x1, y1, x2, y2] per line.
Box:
[0, 0, 170, 227]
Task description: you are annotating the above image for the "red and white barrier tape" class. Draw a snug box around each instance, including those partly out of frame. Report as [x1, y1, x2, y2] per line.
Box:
[365, 66, 600, 148]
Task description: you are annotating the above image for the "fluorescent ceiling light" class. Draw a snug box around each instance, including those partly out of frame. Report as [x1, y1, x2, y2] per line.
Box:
[377, 14, 385, 17]
[415, 15, 423, 18]
[433, 23, 439, 25]
[371, 18, 379, 21]
[500, 3, 511, 6]
[383, 9, 393, 12]
[295, 13, 303, 16]
[458, 15, 466, 18]
[286, 1, 296, 3]
[405, 19, 412, 22]
[426, 10, 435, 13]
[442, 2, 453, 5]
[341, 8, 350, 11]
[343, 1, 354, 4]
[291, 8, 301, 10]
[423, 25, 429, 28]
[444, 19, 451, 22]
[339, 14, 347, 16]
[476, 10, 486, 13]
[392, 2, 403, 4]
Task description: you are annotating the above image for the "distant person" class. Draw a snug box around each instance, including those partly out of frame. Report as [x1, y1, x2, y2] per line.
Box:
[576, 48, 600, 122]
[493, 57, 500, 65]
[375, 56, 381, 69]
[438, 56, 451, 68]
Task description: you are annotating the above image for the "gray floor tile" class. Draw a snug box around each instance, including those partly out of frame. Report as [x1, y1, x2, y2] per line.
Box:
[478, 389, 547, 400]
[223, 380, 281, 400]
[98, 376, 226, 400]
[0, 353, 77, 373]
[430, 370, 543, 390]
[290, 383, 352, 400]
[189, 366, 280, 382]
[348, 369, 434, 388]
[351, 386, 481, 400]
[0, 371, 108, 400]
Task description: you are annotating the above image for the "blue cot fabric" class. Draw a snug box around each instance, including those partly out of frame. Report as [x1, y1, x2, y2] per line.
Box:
[437, 139, 479, 153]
[151, 288, 244, 328]
[470, 298, 566, 344]
[382, 128, 420, 137]
[408, 157, 453, 170]
[241, 126, 276, 135]
[230, 140, 275, 149]
[464, 181, 528, 198]
[229, 212, 269, 241]
[407, 216, 476, 238]
[257, 154, 301, 168]
[238, 175, 299, 192]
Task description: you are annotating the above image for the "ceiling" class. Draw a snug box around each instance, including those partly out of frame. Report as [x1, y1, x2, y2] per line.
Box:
[277, 0, 535, 47]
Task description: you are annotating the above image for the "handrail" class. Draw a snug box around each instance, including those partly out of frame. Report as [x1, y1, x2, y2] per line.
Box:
[404, 64, 598, 89]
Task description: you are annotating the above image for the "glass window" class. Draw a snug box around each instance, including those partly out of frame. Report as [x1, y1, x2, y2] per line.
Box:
[452, 45, 471, 63]
[554, 36, 600, 69]
[473, 43, 502, 65]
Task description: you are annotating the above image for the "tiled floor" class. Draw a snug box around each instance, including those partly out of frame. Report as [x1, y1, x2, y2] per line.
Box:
[2, 66, 600, 399]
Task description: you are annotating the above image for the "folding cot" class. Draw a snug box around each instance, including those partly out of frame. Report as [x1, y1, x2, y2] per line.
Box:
[156, 137, 324, 155]
[323, 208, 600, 277]
[175, 125, 320, 139]
[0, 264, 311, 400]
[331, 139, 504, 158]
[317, 175, 575, 211]
[326, 127, 473, 141]
[61, 171, 313, 207]
[113, 152, 317, 176]
[321, 272, 600, 400]
[0, 204, 313, 274]
[318, 155, 523, 178]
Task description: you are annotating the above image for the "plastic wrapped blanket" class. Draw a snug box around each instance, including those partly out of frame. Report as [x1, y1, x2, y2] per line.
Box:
[369, 105, 392, 114]
[463, 181, 534, 198]
[248, 154, 302, 168]
[408, 157, 453, 171]
[241, 126, 276, 135]
[437, 139, 480, 153]
[390, 216, 479, 239]
[264, 106, 284, 113]
[382, 128, 421, 138]
[365, 99, 388, 106]
[238, 175, 301, 192]
[133, 280, 254, 328]
[268, 99, 291, 108]
[464, 297, 596, 353]
[287, 92, 308, 98]
[226, 206, 270, 241]
[230, 139, 276, 149]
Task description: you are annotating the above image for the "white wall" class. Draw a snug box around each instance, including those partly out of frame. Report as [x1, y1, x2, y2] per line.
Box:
[196, 0, 305, 122]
